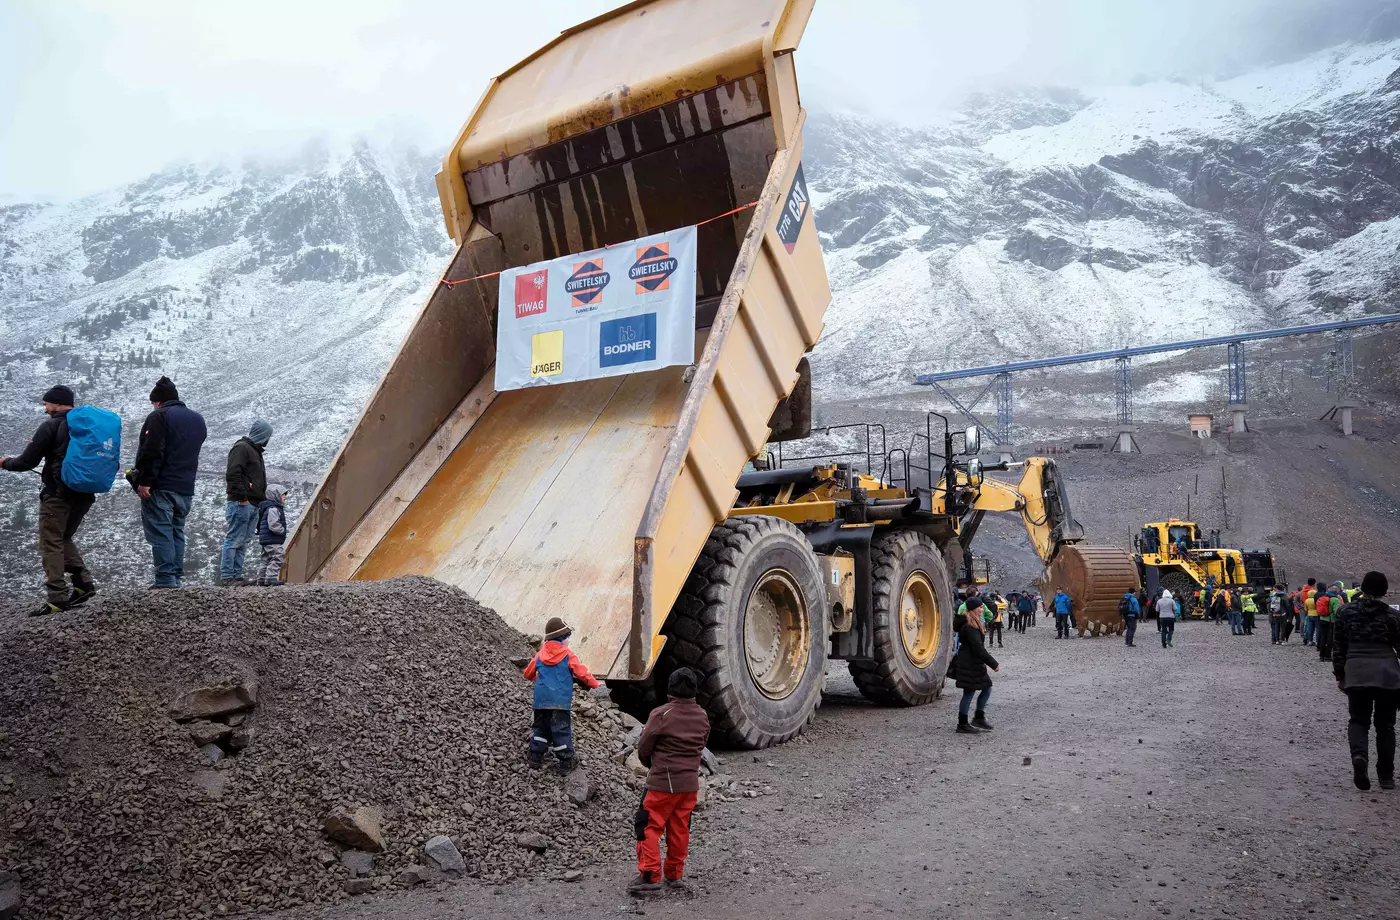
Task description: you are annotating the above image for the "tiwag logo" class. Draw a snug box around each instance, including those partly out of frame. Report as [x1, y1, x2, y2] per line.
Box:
[514, 269, 549, 319]
[565, 259, 610, 307]
[628, 242, 678, 294]
[599, 313, 657, 368]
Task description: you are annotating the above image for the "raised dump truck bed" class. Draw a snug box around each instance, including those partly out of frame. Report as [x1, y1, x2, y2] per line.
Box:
[285, 0, 829, 684]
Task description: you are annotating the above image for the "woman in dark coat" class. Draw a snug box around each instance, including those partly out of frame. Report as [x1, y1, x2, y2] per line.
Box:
[1332, 571, 1400, 790]
[954, 596, 1000, 734]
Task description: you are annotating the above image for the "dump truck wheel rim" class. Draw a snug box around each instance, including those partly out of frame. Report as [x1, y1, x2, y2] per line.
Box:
[744, 568, 810, 700]
[899, 571, 939, 667]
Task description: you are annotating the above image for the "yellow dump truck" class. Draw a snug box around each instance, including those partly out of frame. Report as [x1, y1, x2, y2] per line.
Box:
[286, 0, 1134, 748]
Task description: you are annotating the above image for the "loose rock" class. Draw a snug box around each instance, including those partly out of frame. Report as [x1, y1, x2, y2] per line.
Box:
[0, 870, 19, 920]
[340, 850, 375, 877]
[324, 805, 386, 853]
[344, 878, 374, 896]
[394, 866, 430, 888]
[169, 680, 258, 722]
[565, 766, 593, 805]
[185, 720, 233, 747]
[424, 835, 465, 873]
[517, 832, 550, 853]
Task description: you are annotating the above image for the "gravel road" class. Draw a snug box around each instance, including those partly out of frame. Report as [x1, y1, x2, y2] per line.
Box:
[262, 618, 1400, 920]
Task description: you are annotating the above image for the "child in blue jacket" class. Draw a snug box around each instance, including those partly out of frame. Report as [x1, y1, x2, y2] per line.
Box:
[523, 617, 600, 771]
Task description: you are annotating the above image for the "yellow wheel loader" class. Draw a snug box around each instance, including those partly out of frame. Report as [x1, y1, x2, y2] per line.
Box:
[284, 0, 1136, 748]
[1134, 519, 1283, 617]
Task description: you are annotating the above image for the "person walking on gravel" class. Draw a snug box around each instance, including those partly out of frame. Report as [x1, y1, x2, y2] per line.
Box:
[1241, 590, 1258, 637]
[953, 596, 999, 733]
[220, 420, 272, 585]
[1053, 589, 1072, 639]
[1120, 589, 1140, 646]
[522, 617, 599, 771]
[1318, 584, 1342, 662]
[630, 667, 709, 897]
[1017, 592, 1034, 635]
[1157, 589, 1177, 648]
[133, 377, 207, 589]
[0, 385, 100, 616]
[1332, 572, 1400, 791]
[1269, 587, 1287, 644]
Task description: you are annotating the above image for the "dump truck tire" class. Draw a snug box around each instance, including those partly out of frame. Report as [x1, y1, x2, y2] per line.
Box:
[665, 516, 826, 749]
[848, 532, 952, 706]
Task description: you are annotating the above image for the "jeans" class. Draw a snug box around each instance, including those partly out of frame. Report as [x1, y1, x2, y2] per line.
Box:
[220, 501, 259, 580]
[959, 686, 992, 717]
[38, 492, 95, 603]
[1303, 615, 1318, 645]
[141, 490, 193, 587]
[1055, 614, 1070, 638]
[1159, 618, 1175, 647]
[527, 709, 575, 767]
[1228, 610, 1243, 634]
[1347, 689, 1398, 779]
[1124, 617, 1137, 645]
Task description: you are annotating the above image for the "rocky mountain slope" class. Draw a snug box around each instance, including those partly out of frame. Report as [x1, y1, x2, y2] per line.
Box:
[4, 37, 1400, 593]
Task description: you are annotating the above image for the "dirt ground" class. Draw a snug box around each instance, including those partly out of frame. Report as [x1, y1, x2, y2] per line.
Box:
[258, 619, 1400, 920]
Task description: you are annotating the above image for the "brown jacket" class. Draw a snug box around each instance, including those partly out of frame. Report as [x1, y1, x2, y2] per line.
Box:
[637, 696, 710, 793]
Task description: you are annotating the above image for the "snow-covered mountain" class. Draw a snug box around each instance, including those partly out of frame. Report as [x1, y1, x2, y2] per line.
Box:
[806, 38, 1400, 396]
[4, 35, 1400, 593]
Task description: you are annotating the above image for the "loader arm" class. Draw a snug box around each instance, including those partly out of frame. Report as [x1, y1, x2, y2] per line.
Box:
[964, 457, 1085, 564]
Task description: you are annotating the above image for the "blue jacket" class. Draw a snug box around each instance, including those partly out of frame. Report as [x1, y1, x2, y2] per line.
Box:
[1124, 594, 1140, 616]
[1053, 592, 1072, 615]
[523, 640, 599, 710]
[134, 400, 207, 495]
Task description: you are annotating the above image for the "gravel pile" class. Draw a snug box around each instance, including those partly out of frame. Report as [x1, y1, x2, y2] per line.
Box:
[0, 577, 639, 919]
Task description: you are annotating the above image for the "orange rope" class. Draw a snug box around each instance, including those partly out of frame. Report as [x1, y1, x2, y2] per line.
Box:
[438, 200, 759, 288]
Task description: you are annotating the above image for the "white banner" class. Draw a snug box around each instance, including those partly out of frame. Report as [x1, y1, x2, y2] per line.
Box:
[494, 226, 697, 391]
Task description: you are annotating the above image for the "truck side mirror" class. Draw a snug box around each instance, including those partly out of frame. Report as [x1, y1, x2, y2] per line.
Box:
[966, 458, 983, 486]
[964, 426, 981, 456]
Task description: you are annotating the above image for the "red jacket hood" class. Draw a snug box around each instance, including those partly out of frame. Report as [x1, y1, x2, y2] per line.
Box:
[536, 640, 573, 665]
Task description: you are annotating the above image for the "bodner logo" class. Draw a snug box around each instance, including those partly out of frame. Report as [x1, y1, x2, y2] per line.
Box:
[599, 313, 657, 368]
[628, 243, 678, 294]
[565, 259, 610, 307]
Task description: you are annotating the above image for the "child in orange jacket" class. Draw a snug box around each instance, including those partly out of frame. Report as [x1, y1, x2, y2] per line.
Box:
[522, 616, 599, 771]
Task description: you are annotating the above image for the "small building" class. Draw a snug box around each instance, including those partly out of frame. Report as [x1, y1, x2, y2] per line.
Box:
[1189, 414, 1213, 438]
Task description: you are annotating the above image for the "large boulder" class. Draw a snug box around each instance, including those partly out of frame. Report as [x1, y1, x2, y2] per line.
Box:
[323, 806, 386, 853]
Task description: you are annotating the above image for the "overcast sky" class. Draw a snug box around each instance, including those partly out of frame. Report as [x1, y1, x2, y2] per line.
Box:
[0, 0, 1360, 198]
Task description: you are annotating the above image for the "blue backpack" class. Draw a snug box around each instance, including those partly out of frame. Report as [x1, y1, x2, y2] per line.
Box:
[62, 406, 122, 494]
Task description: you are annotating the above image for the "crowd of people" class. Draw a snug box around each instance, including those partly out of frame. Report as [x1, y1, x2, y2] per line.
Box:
[1, 379, 294, 616]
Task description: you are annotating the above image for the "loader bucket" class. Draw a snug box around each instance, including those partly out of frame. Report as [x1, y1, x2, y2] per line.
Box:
[1043, 545, 1142, 637]
[283, 0, 831, 681]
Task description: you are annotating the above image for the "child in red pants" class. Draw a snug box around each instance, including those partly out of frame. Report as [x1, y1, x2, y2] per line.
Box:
[629, 667, 710, 896]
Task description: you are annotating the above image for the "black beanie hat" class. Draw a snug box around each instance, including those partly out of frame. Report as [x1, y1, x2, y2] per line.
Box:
[1361, 571, 1389, 597]
[41, 384, 75, 406]
[149, 376, 178, 403]
[965, 595, 985, 611]
[668, 667, 698, 699]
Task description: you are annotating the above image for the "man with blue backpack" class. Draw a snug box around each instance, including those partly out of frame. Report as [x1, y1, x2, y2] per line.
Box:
[1, 385, 121, 616]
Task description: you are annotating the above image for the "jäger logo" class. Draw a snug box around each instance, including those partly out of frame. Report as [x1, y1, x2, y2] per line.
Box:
[530, 329, 564, 378]
[628, 242, 678, 294]
[565, 259, 610, 307]
[514, 269, 549, 319]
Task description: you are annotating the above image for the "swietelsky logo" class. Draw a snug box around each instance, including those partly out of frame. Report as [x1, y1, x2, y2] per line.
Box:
[565, 259, 610, 307]
[628, 243, 678, 294]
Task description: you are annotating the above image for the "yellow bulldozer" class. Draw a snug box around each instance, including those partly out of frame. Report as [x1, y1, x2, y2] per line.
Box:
[284, 0, 1136, 748]
[1133, 519, 1284, 618]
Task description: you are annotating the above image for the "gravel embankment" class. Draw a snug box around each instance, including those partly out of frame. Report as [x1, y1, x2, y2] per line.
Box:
[0, 578, 636, 919]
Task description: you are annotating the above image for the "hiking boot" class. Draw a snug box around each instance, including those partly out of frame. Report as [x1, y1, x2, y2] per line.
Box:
[956, 715, 979, 734]
[972, 712, 994, 731]
[67, 581, 97, 607]
[664, 877, 695, 897]
[628, 873, 662, 896]
[1352, 755, 1371, 791]
[30, 600, 66, 618]
[218, 577, 246, 587]
[1379, 776, 1395, 790]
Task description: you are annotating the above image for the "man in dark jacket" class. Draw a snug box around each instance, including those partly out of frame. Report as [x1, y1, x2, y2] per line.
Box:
[1, 385, 98, 616]
[1333, 572, 1400, 790]
[631, 667, 710, 897]
[134, 376, 207, 588]
[220, 420, 272, 585]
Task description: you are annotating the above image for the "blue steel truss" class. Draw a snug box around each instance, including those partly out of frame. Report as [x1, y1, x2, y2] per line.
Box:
[914, 312, 1400, 384]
